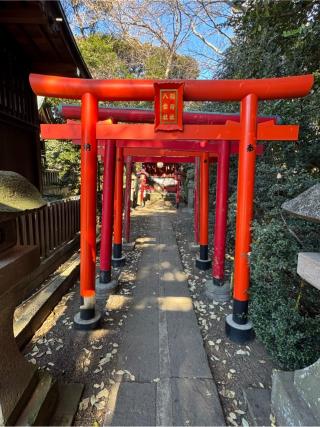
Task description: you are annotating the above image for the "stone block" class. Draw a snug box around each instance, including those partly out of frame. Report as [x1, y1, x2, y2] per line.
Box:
[271, 370, 318, 426]
[297, 252, 320, 290]
[0, 245, 40, 297]
[0, 245, 40, 425]
[204, 279, 230, 302]
[294, 358, 320, 419]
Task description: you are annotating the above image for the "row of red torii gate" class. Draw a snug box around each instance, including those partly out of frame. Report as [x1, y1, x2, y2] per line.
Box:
[30, 73, 314, 343]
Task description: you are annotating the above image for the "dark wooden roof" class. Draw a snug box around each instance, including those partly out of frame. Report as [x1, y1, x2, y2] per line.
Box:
[0, 0, 91, 78]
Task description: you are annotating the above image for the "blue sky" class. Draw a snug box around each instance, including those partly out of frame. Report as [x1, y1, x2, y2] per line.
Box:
[63, 0, 234, 79]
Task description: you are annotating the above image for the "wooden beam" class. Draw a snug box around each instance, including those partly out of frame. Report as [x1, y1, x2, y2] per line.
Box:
[40, 122, 299, 143]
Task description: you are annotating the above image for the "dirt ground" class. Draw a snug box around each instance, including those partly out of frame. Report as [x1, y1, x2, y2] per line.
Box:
[23, 199, 275, 426]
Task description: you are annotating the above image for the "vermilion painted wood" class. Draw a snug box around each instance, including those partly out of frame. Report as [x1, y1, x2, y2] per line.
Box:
[213, 140, 230, 281]
[122, 148, 216, 156]
[40, 122, 299, 141]
[80, 140, 233, 154]
[139, 174, 147, 206]
[80, 93, 97, 298]
[234, 94, 258, 302]
[30, 73, 313, 101]
[113, 147, 124, 246]
[130, 156, 196, 163]
[199, 152, 209, 246]
[120, 144, 264, 156]
[30, 72, 313, 334]
[99, 139, 116, 276]
[61, 105, 276, 125]
[194, 157, 200, 244]
[124, 157, 132, 243]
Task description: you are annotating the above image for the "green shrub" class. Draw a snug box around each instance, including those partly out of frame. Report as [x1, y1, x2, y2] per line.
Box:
[249, 217, 320, 370]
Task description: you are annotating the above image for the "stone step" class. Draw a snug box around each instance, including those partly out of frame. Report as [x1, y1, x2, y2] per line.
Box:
[15, 371, 58, 426]
[49, 383, 84, 426]
[14, 251, 80, 349]
[15, 371, 84, 426]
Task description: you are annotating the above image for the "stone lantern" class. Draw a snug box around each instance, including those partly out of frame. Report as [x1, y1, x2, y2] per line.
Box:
[0, 172, 45, 424]
[272, 184, 320, 426]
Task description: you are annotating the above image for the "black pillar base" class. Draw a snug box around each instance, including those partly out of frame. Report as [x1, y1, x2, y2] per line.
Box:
[112, 255, 126, 267]
[225, 314, 255, 344]
[74, 308, 101, 330]
[112, 243, 126, 267]
[99, 269, 111, 284]
[212, 277, 224, 287]
[195, 257, 212, 270]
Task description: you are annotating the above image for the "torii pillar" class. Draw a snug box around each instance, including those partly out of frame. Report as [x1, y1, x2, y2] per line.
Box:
[97, 136, 118, 294]
[205, 140, 231, 302]
[112, 146, 126, 267]
[74, 93, 101, 329]
[195, 151, 212, 270]
[124, 156, 132, 243]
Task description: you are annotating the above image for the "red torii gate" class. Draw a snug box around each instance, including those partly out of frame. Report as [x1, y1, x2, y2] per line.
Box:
[64, 110, 267, 277]
[73, 137, 263, 283]
[31, 73, 313, 343]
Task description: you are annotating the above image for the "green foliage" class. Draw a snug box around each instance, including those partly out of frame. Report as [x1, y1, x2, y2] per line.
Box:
[45, 140, 80, 195]
[77, 34, 129, 78]
[219, 0, 320, 369]
[77, 34, 199, 80]
[250, 218, 320, 370]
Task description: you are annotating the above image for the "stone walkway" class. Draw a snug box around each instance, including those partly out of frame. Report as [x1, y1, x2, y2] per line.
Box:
[103, 212, 225, 426]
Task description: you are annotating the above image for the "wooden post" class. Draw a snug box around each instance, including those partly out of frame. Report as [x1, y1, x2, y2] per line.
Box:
[226, 93, 258, 343]
[74, 92, 101, 330]
[196, 151, 211, 270]
[112, 147, 126, 267]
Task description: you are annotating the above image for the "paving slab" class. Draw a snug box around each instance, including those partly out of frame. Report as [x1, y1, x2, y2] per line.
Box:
[105, 382, 156, 426]
[104, 212, 225, 426]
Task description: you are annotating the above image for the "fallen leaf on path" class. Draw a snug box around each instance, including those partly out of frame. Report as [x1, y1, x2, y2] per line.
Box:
[94, 401, 105, 410]
[242, 418, 249, 427]
[97, 388, 109, 400]
[79, 397, 89, 411]
[236, 349, 250, 356]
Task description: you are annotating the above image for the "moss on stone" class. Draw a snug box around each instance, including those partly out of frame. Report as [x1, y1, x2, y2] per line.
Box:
[0, 171, 46, 212]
